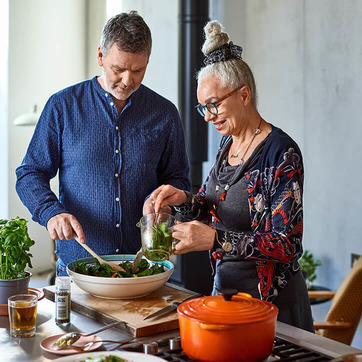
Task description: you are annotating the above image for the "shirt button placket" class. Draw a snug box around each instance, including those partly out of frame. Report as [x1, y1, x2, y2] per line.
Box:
[112, 119, 122, 246]
[115, 120, 122, 242]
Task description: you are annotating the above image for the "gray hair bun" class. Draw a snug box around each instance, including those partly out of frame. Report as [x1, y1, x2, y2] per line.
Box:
[202, 20, 229, 55]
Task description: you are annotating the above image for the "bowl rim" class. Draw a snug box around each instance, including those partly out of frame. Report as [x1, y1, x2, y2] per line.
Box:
[66, 254, 174, 282]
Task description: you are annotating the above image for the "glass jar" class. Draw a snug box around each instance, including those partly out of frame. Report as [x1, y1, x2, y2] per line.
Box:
[55, 276, 71, 325]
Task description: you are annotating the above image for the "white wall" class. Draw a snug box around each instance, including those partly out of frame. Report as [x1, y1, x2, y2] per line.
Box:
[86, 0, 106, 77]
[0, 0, 9, 217]
[7, 0, 87, 272]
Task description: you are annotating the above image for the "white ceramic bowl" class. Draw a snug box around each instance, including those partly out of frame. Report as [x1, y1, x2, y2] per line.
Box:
[66, 255, 174, 299]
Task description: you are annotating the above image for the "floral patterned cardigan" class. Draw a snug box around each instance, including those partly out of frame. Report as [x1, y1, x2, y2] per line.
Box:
[175, 125, 304, 302]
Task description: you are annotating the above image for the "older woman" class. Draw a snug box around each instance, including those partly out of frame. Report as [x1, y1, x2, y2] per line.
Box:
[144, 20, 314, 332]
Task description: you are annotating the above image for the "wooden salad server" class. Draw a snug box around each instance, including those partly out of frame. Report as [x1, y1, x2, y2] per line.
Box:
[73, 236, 125, 272]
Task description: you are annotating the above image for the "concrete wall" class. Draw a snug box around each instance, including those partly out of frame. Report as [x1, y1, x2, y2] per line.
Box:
[210, 1, 362, 286]
[211, 0, 362, 348]
[118, 0, 179, 105]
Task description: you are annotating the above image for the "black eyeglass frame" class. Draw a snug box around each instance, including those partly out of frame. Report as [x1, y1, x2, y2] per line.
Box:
[195, 86, 242, 117]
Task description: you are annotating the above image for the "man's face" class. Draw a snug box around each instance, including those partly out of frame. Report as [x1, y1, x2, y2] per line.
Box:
[97, 43, 149, 100]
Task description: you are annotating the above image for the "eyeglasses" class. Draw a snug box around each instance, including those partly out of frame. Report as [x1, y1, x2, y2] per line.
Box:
[195, 87, 241, 117]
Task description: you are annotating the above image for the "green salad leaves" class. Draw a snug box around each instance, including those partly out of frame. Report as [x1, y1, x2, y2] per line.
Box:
[152, 222, 172, 248]
[73, 256, 165, 278]
[143, 222, 173, 261]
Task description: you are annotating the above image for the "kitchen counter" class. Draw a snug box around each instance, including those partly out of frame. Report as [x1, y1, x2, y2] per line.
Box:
[0, 284, 361, 361]
[0, 297, 136, 361]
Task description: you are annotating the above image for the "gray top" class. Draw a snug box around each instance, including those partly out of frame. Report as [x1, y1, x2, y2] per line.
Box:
[206, 140, 264, 298]
[205, 137, 314, 332]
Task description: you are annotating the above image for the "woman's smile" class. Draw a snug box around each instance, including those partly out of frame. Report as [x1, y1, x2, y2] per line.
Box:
[213, 119, 227, 131]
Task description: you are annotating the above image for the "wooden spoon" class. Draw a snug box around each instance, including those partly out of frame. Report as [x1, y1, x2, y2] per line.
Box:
[74, 236, 125, 272]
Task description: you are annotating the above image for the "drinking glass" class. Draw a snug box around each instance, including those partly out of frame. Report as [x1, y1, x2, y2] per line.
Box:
[8, 294, 38, 338]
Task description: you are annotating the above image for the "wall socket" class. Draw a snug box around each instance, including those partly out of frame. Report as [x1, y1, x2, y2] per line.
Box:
[351, 253, 361, 268]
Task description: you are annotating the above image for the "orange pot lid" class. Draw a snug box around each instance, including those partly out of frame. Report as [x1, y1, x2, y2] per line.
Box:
[177, 291, 278, 324]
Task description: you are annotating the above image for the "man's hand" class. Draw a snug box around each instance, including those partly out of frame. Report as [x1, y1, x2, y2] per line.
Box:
[47, 213, 85, 243]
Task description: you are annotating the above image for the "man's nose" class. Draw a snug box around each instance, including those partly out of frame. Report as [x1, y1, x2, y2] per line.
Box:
[122, 71, 133, 87]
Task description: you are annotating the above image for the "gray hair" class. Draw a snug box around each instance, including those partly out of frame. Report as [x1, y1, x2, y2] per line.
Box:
[100, 11, 152, 57]
[197, 20, 257, 106]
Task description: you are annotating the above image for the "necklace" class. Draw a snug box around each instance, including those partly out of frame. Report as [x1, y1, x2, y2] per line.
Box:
[229, 118, 262, 163]
[210, 118, 263, 224]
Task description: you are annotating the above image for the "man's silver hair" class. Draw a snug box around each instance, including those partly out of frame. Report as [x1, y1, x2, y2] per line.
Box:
[100, 11, 152, 57]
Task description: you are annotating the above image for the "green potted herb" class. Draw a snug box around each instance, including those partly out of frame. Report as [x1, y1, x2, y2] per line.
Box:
[0, 217, 35, 304]
[299, 249, 322, 289]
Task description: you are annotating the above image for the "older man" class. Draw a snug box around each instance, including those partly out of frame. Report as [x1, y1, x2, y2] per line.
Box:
[16, 11, 190, 275]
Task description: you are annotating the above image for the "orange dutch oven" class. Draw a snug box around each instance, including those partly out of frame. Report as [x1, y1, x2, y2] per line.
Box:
[177, 290, 278, 362]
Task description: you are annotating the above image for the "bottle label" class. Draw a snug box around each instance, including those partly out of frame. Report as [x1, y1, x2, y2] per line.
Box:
[56, 294, 70, 321]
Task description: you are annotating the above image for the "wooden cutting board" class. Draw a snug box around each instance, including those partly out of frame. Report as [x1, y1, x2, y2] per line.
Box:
[44, 282, 194, 337]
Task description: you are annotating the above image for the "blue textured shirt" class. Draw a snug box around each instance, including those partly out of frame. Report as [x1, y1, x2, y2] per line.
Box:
[16, 76, 190, 266]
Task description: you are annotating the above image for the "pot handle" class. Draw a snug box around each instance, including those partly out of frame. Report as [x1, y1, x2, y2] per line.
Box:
[217, 288, 252, 301]
[199, 323, 234, 331]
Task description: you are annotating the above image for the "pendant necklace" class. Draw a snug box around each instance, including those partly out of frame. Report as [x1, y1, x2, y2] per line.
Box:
[210, 118, 262, 225]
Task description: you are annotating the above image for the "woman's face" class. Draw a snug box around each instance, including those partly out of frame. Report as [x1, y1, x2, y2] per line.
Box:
[197, 77, 245, 136]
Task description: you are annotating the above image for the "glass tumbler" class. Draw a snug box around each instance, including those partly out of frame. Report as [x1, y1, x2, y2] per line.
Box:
[8, 294, 38, 338]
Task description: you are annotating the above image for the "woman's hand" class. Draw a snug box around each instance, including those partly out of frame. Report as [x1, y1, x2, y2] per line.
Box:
[147, 184, 187, 214]
[172, 221, 215, 255]
[142, 196, 171, 215]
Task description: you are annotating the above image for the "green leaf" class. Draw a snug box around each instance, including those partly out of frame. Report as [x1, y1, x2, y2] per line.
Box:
[299, 250, 322, 285]
[118, 270, 134, 278]
[137, 259, 149, 271]
[137, 268, 154, 276]
[0, 217, 34, 280]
